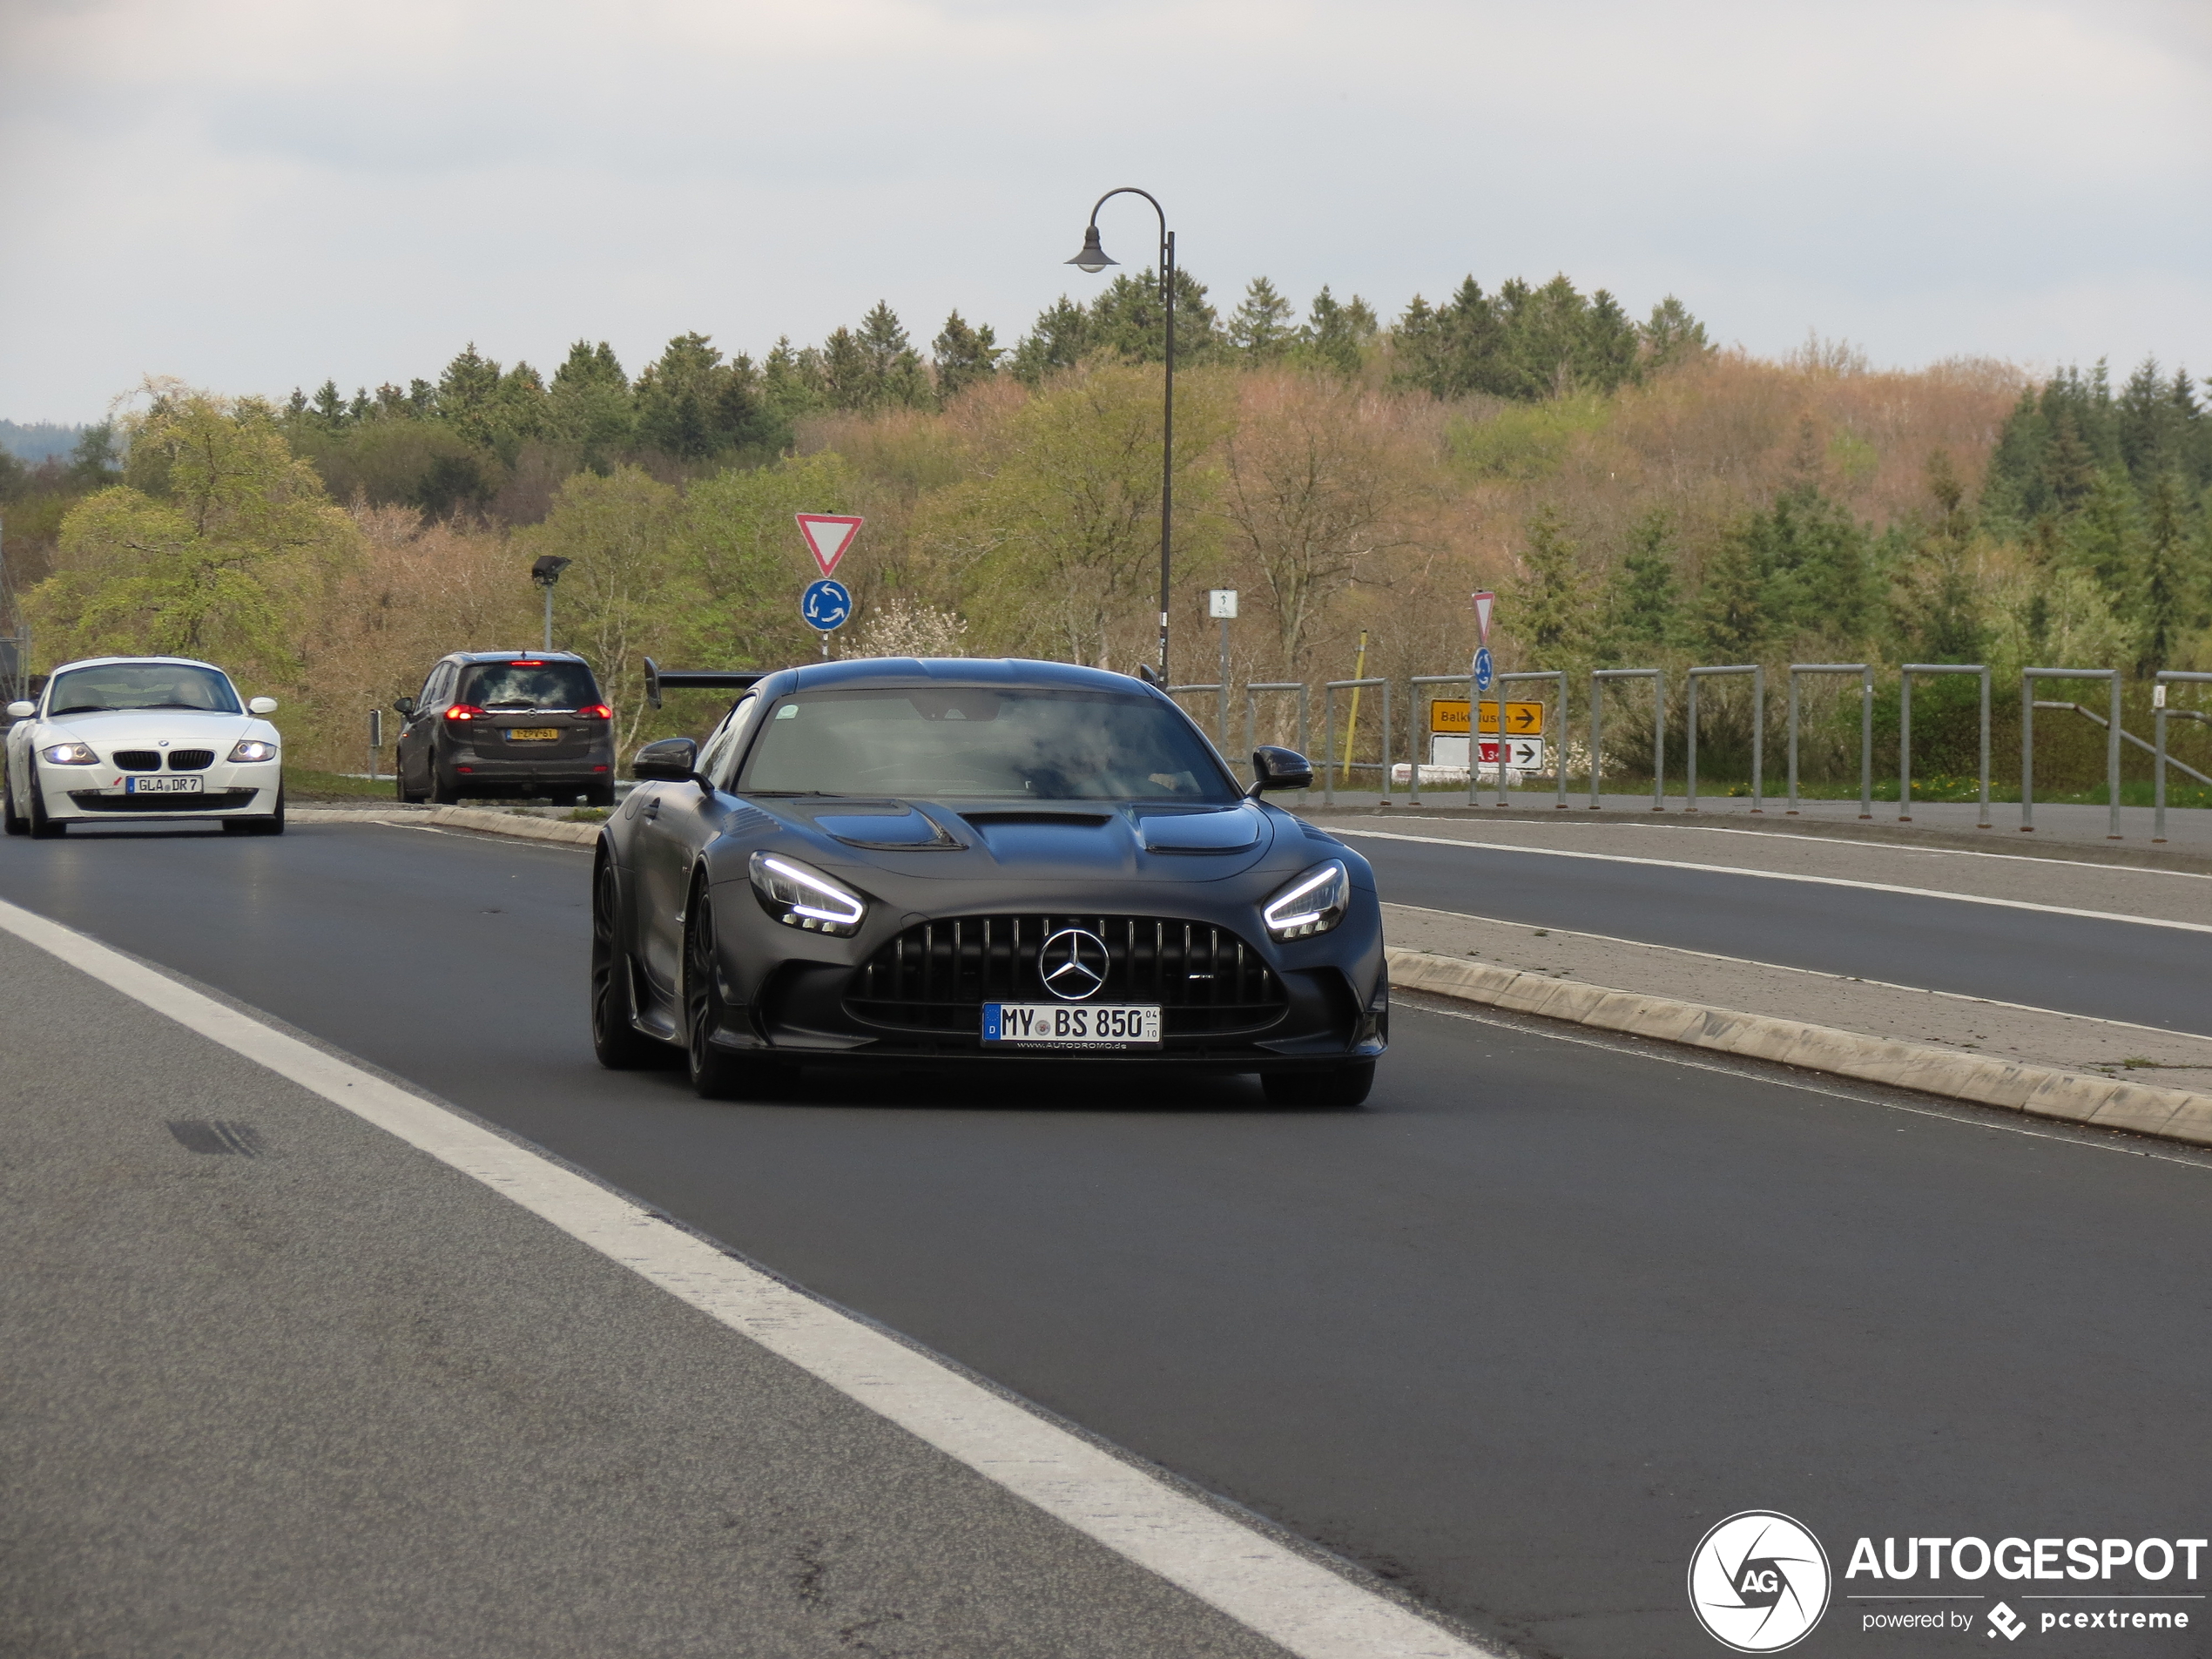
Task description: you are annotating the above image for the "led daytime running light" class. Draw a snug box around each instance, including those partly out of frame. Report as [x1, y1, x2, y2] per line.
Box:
[749, 852, 866, 935]
[1262, 859, 1349, 941]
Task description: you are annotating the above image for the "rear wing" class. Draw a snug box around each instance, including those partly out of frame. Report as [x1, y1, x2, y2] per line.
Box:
[643, 657, 766, 710]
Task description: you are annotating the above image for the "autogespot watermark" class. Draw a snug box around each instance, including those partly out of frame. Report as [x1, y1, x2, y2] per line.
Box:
[1690, 1515, 2207, 1648]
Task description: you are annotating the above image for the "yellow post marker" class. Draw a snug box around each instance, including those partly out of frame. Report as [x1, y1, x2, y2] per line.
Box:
[1340, 631, 1368, 786]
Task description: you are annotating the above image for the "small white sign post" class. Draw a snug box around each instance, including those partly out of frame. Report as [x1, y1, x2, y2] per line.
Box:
[1207, 590, 1238, 745]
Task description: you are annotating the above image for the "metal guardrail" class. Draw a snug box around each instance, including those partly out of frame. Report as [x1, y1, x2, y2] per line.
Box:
[1589, 668, 1664, 813]
[1787, 664, 1872, 819]
[1685, 664, 1761, 814]
[2020, 668, 2120, 839]
[1898, 664, 1990, 827]
[1406, 673, 1470, 807]
[1321, 678, 1391, 807]
[1498, 670, 1569, 810]
[2155, 671, 2212, 843]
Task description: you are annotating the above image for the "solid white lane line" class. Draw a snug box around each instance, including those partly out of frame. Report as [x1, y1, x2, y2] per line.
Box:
[0, 895, 1489, 1659]
[1382, 814, 2212, 881]
[1338, 828, 2212, 936]
[1385, 903, 2212, 1045]
[1398, 1000, 2212, 1173]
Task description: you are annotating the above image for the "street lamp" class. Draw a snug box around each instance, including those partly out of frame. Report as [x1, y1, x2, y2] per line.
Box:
[530, 555, 571, 651]
[1066, 187, 1175, 685]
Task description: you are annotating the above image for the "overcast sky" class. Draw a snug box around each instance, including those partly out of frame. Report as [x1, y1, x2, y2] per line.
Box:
[3, 0, 2208, 423]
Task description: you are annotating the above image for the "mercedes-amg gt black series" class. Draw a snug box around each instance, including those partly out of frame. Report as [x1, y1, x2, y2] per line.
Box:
[593, 657, 1387, 1106]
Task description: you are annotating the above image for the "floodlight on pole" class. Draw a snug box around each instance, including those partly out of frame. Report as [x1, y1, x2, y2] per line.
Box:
[1066, 186, 1173, 682]
[529, 555, 572, 650]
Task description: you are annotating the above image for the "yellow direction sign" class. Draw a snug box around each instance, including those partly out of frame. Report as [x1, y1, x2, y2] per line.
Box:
[1431, 698, 1544, 737]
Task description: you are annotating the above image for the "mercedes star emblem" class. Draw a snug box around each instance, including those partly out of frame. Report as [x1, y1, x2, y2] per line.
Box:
[1039, 927, 1110, 1001]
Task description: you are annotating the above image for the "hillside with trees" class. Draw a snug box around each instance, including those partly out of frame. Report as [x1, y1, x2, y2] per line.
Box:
[8, 269, 2207, 792]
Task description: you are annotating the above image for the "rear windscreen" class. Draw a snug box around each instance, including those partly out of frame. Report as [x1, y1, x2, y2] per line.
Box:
[459, 662, 599, 710]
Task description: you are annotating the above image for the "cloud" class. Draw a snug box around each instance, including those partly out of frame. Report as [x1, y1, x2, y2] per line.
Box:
[2, 0, 2207, 418]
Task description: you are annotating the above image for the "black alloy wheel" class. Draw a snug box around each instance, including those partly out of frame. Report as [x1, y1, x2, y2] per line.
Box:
[590, 853, 660, 1069]
[26, 765, 65, 839]
[1261, 1060, 1376, 1109]
[683, 878, 792, 1101]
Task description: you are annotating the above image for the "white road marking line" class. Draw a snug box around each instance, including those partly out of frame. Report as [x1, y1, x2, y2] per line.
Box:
[0, 894, 1490, 1659]
[1382, 814, 2212, 881]
[1384, 902, 2212, 1046]
[1339, 828, 2212, 935]
[1397, 999, 2212, 1172]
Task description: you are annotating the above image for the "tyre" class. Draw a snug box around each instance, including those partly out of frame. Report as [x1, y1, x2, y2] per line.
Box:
[430, 767, 461, 806]
[240, 789, 285, 835]
[590, 854, 661, 1069]
[3, 769, 24, 837]
[395, 770, 425, 805]
[26, 766, 64, 839]
[585, 781, 617, 809]
[1262, 1060, 1375, 1109]
[683, 879, 792, 1100]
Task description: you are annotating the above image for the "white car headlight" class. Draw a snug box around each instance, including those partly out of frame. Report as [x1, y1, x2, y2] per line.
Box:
[228, 739, 279, 763]
[40, 741, 98, 765]
[748, 852, 867, 936]
[1262, 859, 1350, 941]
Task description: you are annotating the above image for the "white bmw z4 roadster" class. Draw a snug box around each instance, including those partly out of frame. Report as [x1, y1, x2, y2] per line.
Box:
[3, 656, 286, 838]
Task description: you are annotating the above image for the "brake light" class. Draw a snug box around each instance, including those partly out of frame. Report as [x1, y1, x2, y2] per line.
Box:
[578, 703, 612, 720]
[445, 704, 488, 721]
[509, 659, 545, 667]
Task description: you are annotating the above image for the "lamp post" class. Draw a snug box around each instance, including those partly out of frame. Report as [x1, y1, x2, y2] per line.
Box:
[1067, 187, 1175, 684]
[529, 555, 571, 651]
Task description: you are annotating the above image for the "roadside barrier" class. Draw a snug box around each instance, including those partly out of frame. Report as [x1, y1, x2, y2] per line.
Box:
[1684, 664, 1763, 814]
[2020, 668, 2121, 839]
[1787, 664, 1873, 819]
[1898, 664, 1990, 826]
[1589, 669, 1664, 812]
[1320, 678, 1392, 806]
[1406, 673, 1471, 807]
[2154, 671, 2212, 843]
[1497, 670, 1570, 810]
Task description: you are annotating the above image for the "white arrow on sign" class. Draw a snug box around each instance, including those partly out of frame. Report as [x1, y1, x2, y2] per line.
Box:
[1473, 590, 1494, 645]
[796, 513, 865, 577]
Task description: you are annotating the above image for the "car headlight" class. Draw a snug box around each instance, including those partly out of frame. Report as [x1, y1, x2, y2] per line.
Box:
[1262, 859, 1349, 941]
[227, 739, 279, 763]
[748, 851, 867, 936]
[40, 742, 97, 765]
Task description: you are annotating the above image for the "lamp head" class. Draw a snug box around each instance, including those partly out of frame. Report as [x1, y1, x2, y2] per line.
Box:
[531, 555, 572, 587]
[1067, 225, 1116, 275]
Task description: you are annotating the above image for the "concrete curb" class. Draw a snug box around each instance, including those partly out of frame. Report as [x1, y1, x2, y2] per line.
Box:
[291, 805, 602, 846]
[1386, 947, 2212, 1151]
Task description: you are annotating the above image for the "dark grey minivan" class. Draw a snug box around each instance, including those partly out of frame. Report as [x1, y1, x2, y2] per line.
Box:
[394, 651, 616, 806]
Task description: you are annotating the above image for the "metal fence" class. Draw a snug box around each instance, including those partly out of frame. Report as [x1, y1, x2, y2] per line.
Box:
[1150, 659, 2211, 840]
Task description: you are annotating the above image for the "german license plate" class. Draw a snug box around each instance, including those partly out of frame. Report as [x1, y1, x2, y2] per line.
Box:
[125, 775, 202, 793]
[508, 728, 560, 742]
[982, 1003, 1161, 1048]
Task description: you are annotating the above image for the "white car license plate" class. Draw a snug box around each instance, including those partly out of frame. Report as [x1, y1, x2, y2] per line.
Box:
[983, 1003, 1161, 1048]
[125, 775, 202, 793]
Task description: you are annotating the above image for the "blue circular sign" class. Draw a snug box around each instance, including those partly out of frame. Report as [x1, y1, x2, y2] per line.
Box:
[801, 578, 852, 631]
[1474, 645, 1494, 691]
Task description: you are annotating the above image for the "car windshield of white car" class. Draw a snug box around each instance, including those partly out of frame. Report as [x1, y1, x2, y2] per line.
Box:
[461, 661, 599, 710]
[47, 664, 241, 716]
[738, 688, 1237, 802]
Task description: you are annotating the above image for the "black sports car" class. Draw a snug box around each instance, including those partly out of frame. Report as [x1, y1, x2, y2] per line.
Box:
[592, 657, 1387, 1106]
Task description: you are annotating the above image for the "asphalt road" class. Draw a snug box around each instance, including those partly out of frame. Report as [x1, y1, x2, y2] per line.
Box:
[1344, 831, 2212, 1035]
[4, 821, 2209, 1658]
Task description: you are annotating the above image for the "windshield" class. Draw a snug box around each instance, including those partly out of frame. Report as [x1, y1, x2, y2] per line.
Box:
[737, 687, 1236, 801]
[47, 663, 241, 716]
[459, 661, 600, 710]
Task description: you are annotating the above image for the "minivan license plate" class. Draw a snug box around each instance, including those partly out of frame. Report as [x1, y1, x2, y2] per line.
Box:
[125, 775, 202, 793]
[982, 1003, 1160, 1048]
[508, 728, 560, 742]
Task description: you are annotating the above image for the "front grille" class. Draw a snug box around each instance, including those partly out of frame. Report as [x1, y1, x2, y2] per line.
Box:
[168, 750, 215, 771]
[113, 750, 161, 771]
[69, 789, 260, 813]
[846, 914, 1288, 1038]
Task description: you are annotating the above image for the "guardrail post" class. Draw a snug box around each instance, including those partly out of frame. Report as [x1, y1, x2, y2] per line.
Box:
[1685, 664, 1762, 814]
[1898, 664, 1991, 827]
[1786, 664, 1871, 819]
[2151, 671, 2212, 843]
[1408, 674, 1475, 807]
[1591, 668, 1663, 813]
[1497, 670, 1568, 809]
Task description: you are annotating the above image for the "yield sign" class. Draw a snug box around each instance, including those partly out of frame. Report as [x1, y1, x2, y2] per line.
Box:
[1472, 590, 1494, 645]
[795, 513, 864, 577]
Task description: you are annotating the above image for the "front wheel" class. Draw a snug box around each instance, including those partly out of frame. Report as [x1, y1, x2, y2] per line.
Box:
[591, 855, 660, 1069]
[683, 880, 792, 1100]
[26, 767, 64, 839]
[1262, 1061, 1375, 1109]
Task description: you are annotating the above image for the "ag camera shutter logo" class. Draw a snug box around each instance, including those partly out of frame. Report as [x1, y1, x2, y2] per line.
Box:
[1688, 1511, 1831, 1652]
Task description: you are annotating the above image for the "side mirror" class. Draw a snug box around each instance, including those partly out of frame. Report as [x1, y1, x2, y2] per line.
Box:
[631, 736, 700, 784]
[247, 696, 279, 715]
[1245, 745, 1314, 797]
[393, 696, 416, 718]
[5, 701, 33, 720]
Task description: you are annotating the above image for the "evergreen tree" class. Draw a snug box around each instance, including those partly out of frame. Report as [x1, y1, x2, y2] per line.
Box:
[1608, 509, 1679, 653]
[1696, 526, 1764, 658]
[1227, 277, 1296, 358]
[1008, 298, 1094, 386]
[1508, 508, 1593, 658]
[1891, 450, 1982, 662]
[2139, 470, 2188, 673]
[1641, 297, 1711, 372]
[930, 310, 1002, 403]
[1298, 286, 1378, 378]
[548, 341, 635, 461]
